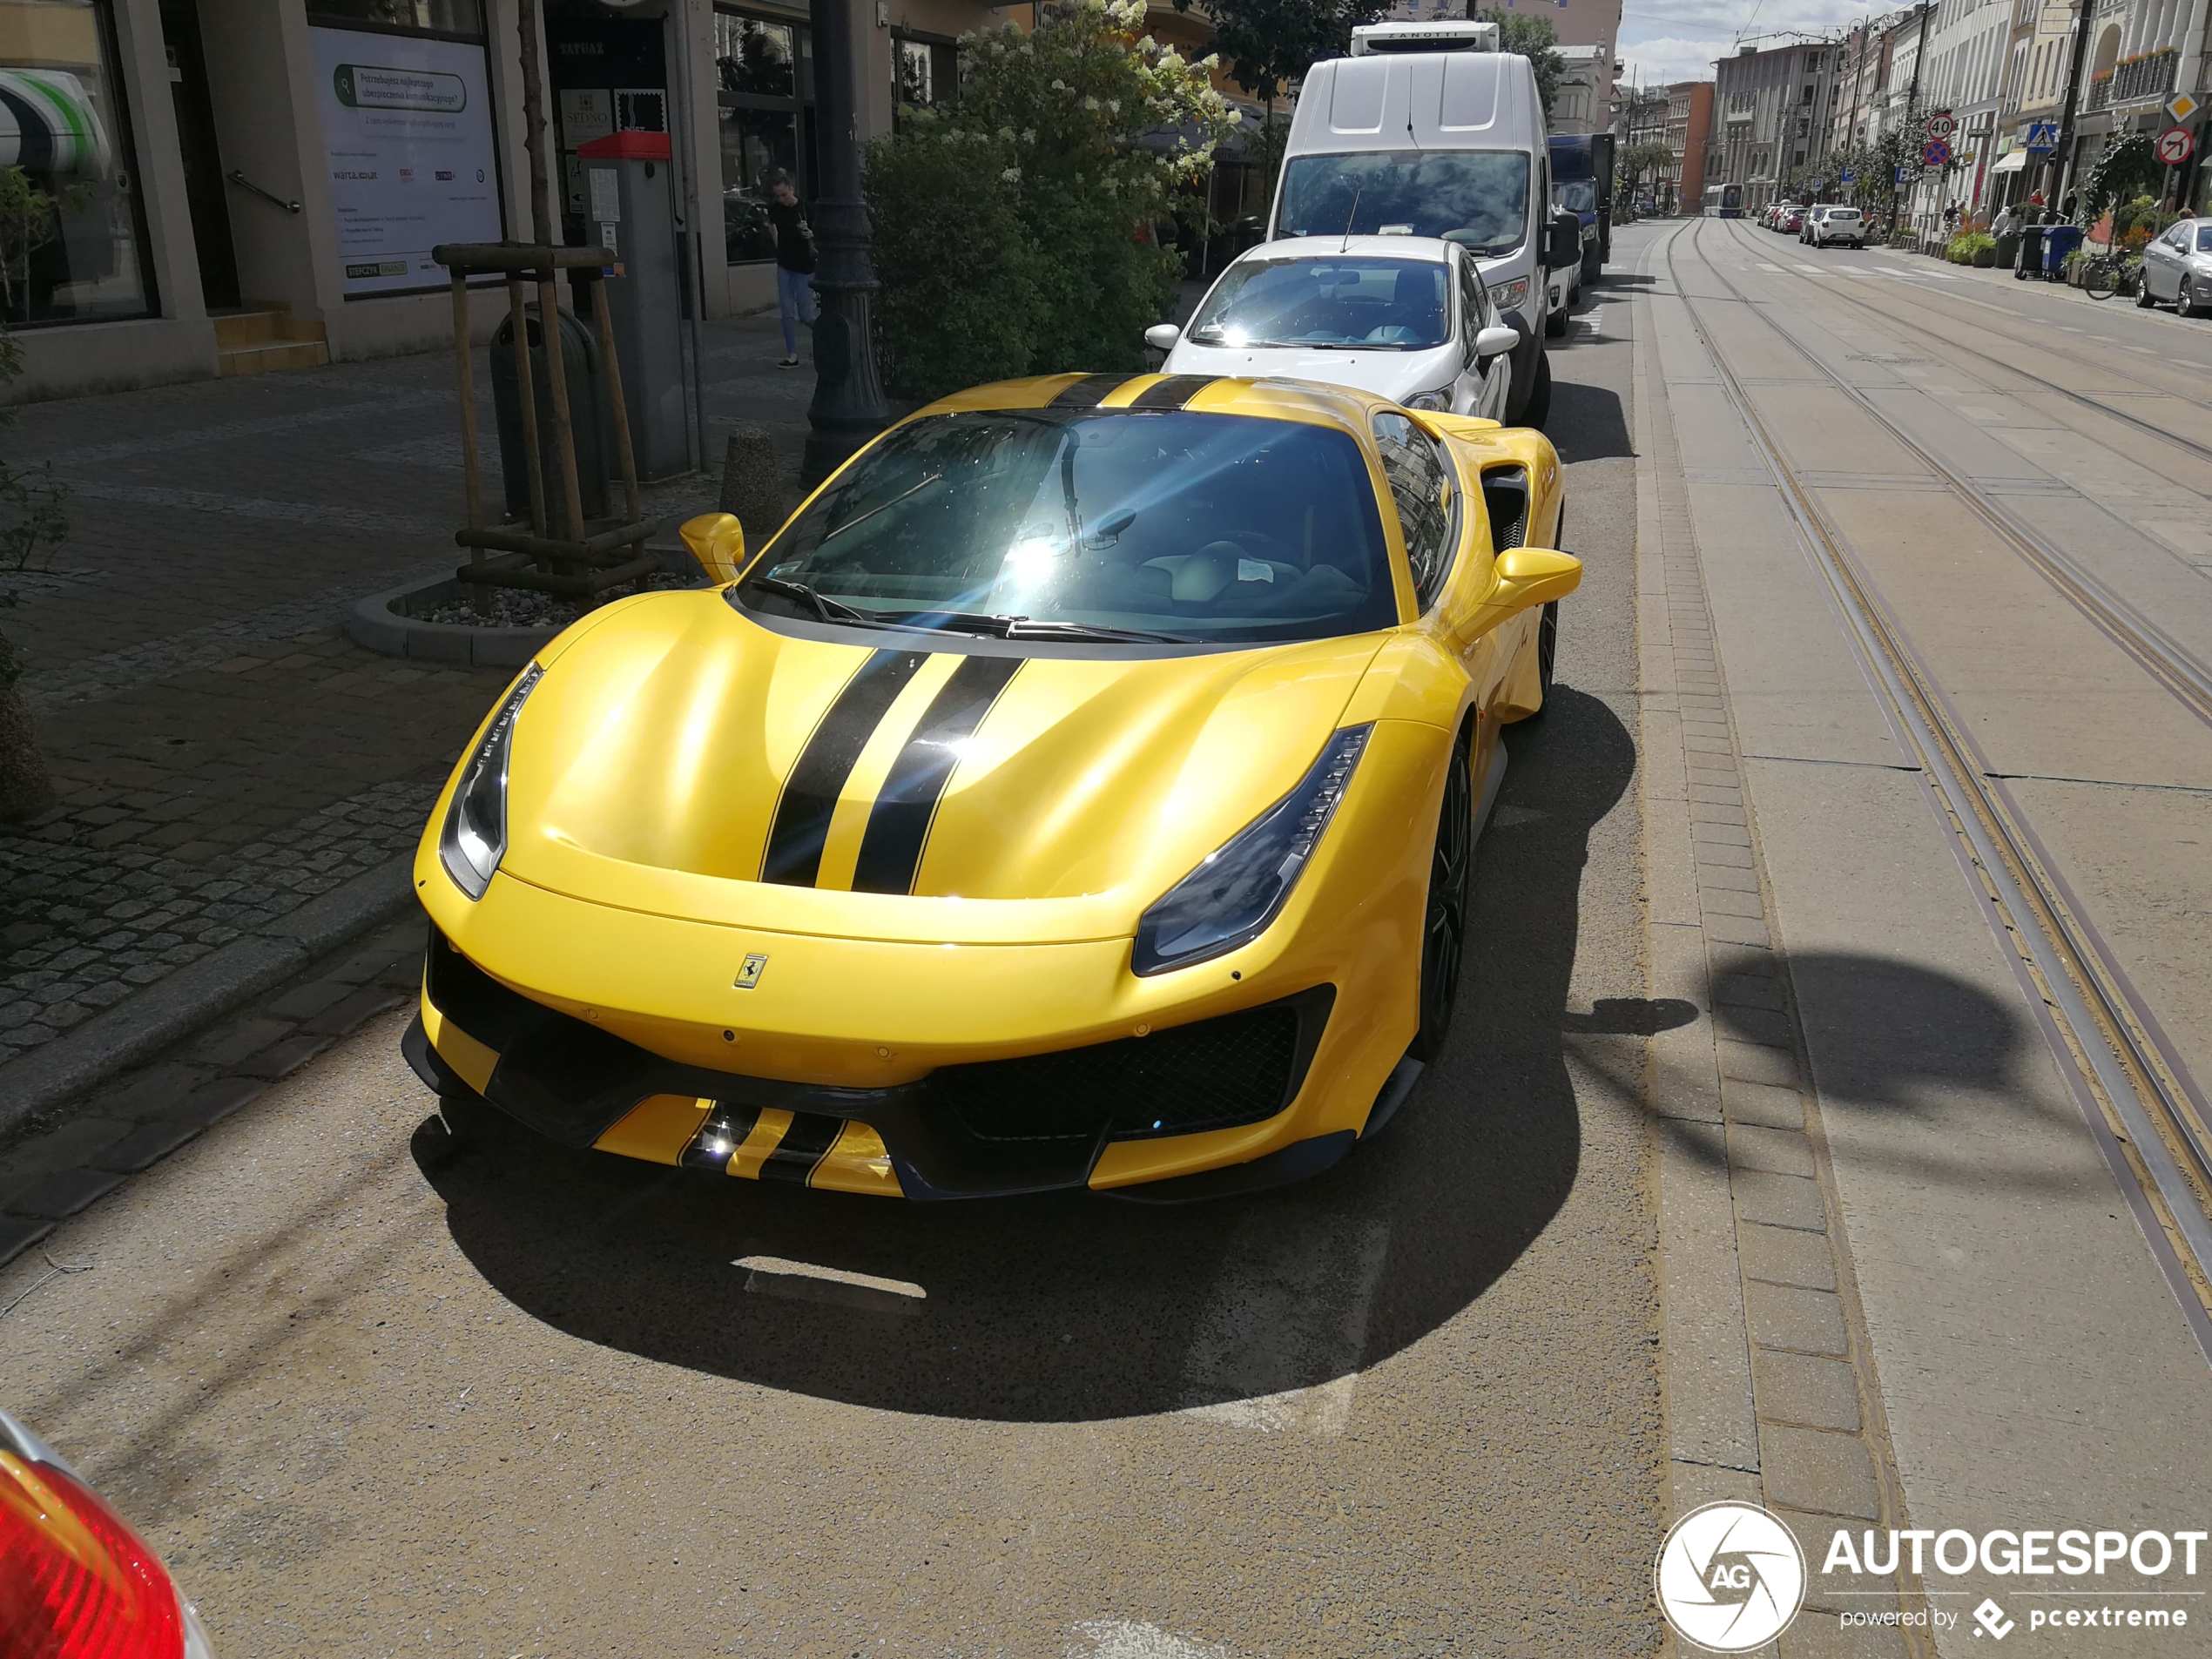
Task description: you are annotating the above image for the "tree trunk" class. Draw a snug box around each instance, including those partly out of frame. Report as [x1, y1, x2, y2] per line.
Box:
[0, 674, 56, 821]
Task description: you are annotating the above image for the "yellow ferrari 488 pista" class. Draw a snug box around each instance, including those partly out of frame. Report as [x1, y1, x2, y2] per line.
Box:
[405, 370, 1577, 1201]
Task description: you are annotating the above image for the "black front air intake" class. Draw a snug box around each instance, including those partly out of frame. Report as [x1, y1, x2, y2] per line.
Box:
[928, 987, 1335, 1147]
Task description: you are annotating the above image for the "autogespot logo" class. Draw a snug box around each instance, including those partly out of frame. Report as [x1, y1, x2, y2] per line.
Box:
[1655, 1501, 1808, 1652]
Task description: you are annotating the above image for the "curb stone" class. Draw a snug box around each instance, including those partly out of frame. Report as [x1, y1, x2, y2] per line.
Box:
[0, 853, 418, 1136]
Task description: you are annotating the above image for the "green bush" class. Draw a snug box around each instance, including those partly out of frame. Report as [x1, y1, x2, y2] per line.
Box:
[865, 132, 1048, 401]
[1944, 232, 1994, 263]
[864, 0, 1235, 399]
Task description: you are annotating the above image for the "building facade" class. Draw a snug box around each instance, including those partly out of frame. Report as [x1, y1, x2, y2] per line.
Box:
[2, 0, 1254, 400]
[1711, 38, 1840, 208]
[1664, 78, 1713, 213]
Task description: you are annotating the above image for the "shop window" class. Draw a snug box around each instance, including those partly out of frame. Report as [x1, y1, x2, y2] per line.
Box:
[0, 0, 154, 327]
[894, 33, 958, 113]
[716, 7, 813, 266]
[308, 0, 484, 37]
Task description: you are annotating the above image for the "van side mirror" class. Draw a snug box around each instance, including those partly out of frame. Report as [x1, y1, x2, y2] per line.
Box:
[679, 511, 745, 584]
[1546, 212, 1581, 272]
[1474, 324, 1518, 359]
[1144, 323, 1181, 352]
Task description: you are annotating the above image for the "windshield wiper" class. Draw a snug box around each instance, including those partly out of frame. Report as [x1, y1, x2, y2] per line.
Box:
[744, 576, 880, 625]
[880, 610, 1188, 644]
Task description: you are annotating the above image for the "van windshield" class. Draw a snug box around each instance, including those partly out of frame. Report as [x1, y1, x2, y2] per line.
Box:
[1552, 179, 1596, 213]
[1279, 152, 1530, 254]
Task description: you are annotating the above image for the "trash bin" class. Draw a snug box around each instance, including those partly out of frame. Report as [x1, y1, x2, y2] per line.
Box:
[2041, 224, 2083, 280]
[2016, 225, 2047, 279]
[490, 303, 611, 527]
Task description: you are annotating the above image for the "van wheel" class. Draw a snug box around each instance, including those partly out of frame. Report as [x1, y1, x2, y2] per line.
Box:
[1519, 351, 1553, 428]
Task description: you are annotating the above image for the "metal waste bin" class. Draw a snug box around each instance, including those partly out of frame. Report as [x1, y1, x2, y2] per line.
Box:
[490, 304, 611, 525]
[2041, 224, 2084, 280]
[2015, 225, 2047, 279]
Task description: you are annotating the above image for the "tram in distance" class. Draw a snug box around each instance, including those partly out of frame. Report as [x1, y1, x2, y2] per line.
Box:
[1703, 183, 1745, 218]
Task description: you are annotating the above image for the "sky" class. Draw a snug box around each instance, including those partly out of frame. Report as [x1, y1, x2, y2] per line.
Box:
[1615, 0, 1878, 91]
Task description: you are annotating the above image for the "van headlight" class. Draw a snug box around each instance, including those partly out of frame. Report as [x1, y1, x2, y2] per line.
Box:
[1487, 275, 1529, 313]
[1132, 725, 1372, 976]
[439, 664, 542, 900]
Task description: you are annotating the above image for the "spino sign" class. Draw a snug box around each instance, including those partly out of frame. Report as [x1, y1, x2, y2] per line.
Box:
[310, 25, 502, 296]
[1655, 1502, 1807, 1652]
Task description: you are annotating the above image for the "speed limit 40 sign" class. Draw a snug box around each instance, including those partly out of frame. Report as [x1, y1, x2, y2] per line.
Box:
[1925, 110, 1956, 143]
[2159, 124, 2196, 165]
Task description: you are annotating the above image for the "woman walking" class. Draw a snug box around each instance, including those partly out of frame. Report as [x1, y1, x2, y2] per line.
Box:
[766, 172, 816, 368]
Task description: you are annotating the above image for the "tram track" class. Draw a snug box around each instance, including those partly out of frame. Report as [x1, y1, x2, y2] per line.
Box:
[1659, 217, 2212, 1359]
[1710, 220, 2212, 732]
[1717, 216, 2212, 466]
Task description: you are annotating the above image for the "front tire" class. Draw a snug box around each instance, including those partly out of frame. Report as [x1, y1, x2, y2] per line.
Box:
[1520, 349, 1553, 428]
[2138, 277, 2160, 308]
[1409, 730, 1474, 1064]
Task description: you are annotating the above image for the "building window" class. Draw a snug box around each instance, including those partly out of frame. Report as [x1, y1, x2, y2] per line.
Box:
[715, 8, 813, 266]
[0, 0, 154, 327]
[894, 33, 958, 110]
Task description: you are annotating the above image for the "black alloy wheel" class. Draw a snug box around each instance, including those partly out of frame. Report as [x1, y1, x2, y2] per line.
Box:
[1410, 729, 1474, 1064]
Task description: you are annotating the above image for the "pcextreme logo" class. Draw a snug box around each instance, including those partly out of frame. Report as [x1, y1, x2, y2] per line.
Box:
[1654, 1501, 1807, 1652]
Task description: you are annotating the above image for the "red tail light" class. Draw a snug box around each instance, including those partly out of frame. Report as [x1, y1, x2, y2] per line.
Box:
[0, 1447, 186, 1659]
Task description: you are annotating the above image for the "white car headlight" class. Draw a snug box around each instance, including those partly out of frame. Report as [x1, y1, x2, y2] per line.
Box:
[1487, 276, 1530, 314]
[439, 664, 543, 900]
[1402, 388, 1451, 412]
[1132, 725, 1371, 975]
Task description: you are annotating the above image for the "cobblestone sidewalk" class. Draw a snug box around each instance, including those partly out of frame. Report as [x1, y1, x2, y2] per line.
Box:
[3, 308, 807, 1096]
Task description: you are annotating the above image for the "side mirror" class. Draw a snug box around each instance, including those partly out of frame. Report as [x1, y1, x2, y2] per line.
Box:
[1144, 322, 1182, 353]
[1474, 324, 1518, 359]
[1546, 212, 1581, 272]
[1491, 545, 1581, 611]
[679, 511, 745, 584]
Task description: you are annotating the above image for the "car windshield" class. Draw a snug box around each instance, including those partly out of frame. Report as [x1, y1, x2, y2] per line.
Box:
[1278, 152, 1530, 254]
[739, 410, 1399, 646]
[1185, 256, 1451, 349]
[1553, 179, 1595, 213]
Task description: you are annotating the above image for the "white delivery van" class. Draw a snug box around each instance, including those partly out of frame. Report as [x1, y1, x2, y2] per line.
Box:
[1268, 21, 1579, 426]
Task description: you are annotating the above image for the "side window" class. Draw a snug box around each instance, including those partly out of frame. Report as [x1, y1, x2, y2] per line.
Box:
[1372, 411, 1459, 609]
[1458, 257, 1491, 349]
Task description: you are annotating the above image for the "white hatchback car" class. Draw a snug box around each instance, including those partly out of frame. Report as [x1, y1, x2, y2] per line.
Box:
[1147, 237, 1517, 421]
[1810, 206, 1867, 248]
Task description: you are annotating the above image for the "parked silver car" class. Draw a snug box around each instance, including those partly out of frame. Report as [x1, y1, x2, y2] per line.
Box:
[2138, 219, 2212, 315]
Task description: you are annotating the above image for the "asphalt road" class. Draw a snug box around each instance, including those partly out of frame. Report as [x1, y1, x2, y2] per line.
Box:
[0, 307, 1663, 1656]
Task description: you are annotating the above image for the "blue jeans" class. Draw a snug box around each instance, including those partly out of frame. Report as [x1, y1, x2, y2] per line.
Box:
[777, 266, 817, 356]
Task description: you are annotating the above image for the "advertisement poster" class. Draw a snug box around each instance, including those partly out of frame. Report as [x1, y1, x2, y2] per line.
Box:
[310, 26, 502, 297]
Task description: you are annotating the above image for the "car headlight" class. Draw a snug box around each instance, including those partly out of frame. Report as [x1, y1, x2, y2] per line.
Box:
[439, 664, 543, 900]
[1401, 388, 1451, 412]
[1487, 276, 1530, 313]
[1131, 725, 1372, 976]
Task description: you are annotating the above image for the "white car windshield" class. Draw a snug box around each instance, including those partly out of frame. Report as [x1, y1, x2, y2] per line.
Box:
[1186, 256, 1451, 350]
[1278, 152, 1530, 254]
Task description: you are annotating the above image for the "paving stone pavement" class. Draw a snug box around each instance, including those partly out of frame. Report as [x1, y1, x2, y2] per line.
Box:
[3, 308, 809, 1078]
[0, 917, 424, 1268]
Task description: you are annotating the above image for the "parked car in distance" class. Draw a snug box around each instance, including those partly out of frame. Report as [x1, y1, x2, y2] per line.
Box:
[1799, 205, 1833, 243]
[2138, 219, 2212, 315]
[1811, 206, 1866, 248]
[1780, 207, 1805, 234]
[1152, 238, 1518, 421]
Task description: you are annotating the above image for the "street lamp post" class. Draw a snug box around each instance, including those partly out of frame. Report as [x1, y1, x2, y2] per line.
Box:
[804, 0, 890, 487]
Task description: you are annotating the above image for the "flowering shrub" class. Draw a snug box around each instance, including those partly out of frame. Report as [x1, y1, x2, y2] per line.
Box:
[865, 0, 1238, 399]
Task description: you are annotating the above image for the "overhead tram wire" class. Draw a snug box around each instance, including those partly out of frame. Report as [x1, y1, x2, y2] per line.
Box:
[1658, 215, 2212, 1362]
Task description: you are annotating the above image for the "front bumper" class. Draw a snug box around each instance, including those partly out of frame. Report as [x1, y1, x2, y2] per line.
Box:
[406, 927, 1352, 1199]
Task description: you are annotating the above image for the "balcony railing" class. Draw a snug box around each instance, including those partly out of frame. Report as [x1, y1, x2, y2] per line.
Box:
[2088, 68, 2112, 111]
[2110, 46, 2178, 106]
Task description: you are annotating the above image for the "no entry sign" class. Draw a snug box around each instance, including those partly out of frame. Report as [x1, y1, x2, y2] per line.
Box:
[2158, 125, 2196, 165]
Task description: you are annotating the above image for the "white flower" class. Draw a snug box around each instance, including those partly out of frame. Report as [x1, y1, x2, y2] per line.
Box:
[1001, 166, 1022, 182]
[998, 125, 1015, 140]
[1082, 94, 1100, 110]
[1022, 127, 1036, 142]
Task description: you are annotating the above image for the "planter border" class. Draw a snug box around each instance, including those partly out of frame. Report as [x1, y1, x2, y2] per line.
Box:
[345, 546, 706, 668]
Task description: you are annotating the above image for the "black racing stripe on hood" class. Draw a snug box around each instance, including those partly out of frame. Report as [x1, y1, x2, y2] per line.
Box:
[760, 650, 929, 886]
[851, 655, 1023, 895]
[759, 1111, 844, 1184]
[1130, 374, 1219, 410]
[1049, 374, 1134, 408]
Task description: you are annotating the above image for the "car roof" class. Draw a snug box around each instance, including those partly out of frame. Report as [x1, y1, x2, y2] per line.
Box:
[914, 373, 1403, 448]
[1238, 234, 1458, 264]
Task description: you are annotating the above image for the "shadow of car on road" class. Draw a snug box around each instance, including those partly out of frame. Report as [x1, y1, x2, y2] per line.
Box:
[416, 685, 1636, 1424]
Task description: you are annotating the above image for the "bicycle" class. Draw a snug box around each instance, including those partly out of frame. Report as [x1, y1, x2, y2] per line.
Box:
[2079, 250, 2134, 300]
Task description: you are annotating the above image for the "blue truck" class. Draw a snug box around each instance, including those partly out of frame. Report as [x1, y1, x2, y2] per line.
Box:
[1548, 133, 1615, 285]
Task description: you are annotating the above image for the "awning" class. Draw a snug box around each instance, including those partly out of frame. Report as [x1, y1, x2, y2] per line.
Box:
[1990, 150, 2027, 174]
[0, 68, 112, 177]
